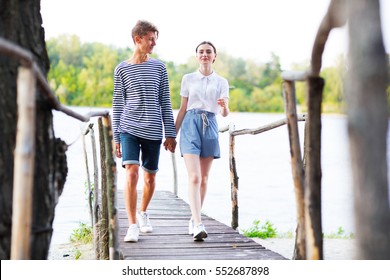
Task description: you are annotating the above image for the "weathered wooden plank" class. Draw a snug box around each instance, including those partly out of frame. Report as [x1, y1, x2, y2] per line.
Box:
[117, 190, 287, 260]
[118, 225, 237, 233]
[123, 248, 284, 260]
[119, 232, 260, 243]
[121, 241, 265, 250]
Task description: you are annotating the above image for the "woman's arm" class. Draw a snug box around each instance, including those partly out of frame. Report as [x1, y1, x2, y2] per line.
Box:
[175, 96, 188, 133]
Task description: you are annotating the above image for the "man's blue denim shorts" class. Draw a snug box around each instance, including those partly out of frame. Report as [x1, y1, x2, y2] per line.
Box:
[179, 109, 220, 159]
[120, 132, 162, 174]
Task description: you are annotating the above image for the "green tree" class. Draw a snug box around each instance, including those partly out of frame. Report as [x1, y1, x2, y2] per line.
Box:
[46, 34, 386, 114]
[321, 55, 346, 113]
[47, 35, 129, 107]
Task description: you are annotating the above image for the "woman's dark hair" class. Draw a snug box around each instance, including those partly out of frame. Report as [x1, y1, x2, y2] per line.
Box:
[195, 41, 217, 54]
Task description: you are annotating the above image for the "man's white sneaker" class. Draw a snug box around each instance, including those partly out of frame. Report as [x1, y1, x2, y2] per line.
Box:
[124, 224, 139, 242]
[188, 219, 194, 235]
[193, 223, 208, 241]
[137, 211, 153, 233]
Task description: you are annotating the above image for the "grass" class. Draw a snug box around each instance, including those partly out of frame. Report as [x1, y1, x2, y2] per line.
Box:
[242, 219, 354, 240]
[324, 226, 355, 239]
[70, 222, 93, 244]
[242, 220, 277, 239]
[73, 249, 82, 260]
[69, 222, 94, 260]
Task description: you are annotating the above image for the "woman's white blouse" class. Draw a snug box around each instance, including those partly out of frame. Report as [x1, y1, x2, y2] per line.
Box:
[180, 71, 229, 114]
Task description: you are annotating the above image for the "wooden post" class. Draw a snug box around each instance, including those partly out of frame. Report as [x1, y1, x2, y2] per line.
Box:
[89, 125, 99, 225]
[98, 118, 109, 259]
[347, 0, 390, 259]
[305, 76, 324, 260]
[11, 67, 36, 259]
[171, 152, 178, 196]
[223, 116, 307, 231]
[89, 124, 100, 259]
[82, 124, 94, 227]
[283, 81, 306, 260]
[102, 115, 120, 260]
[229, 123, 239, 230]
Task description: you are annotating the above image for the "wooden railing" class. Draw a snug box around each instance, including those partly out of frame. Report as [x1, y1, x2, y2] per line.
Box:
[210, 0, 346, 260]
[219, 114, 307, 230]
[4, 0, 373, 261]
[214, 73, 320, 261]
[0, 37, 119, 260]
[82, 118, 119, 260]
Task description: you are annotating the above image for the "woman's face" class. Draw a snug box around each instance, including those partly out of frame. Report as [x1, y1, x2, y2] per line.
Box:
[196, 44, 216, 65]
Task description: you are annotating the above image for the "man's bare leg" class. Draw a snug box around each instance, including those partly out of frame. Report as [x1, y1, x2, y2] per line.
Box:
[124, 164, 139, 225]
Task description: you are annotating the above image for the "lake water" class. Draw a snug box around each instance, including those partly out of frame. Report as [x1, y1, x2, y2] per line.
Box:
[51, 107, 389, 244]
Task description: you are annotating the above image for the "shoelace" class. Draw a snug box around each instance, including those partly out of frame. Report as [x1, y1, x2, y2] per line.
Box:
[140, 212, 150, 225]
[201, 113, 209, 136]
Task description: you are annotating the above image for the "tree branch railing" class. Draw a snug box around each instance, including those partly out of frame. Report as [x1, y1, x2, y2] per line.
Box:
[276, 0, 348, 260]
[0, 37, 109, 122]
[219, 114, 306, 230]
[0, 36, 119, 260]
[217, 0, 347, 258]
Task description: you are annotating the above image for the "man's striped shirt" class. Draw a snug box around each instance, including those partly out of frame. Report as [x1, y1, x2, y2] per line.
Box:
[112, 58, 176, 143]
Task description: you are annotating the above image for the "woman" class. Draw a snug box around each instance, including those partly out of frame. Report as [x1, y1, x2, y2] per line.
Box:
[175, 41, 229, 241]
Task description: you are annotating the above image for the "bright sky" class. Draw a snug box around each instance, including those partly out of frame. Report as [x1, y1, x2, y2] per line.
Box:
[41, 0, 390, 69]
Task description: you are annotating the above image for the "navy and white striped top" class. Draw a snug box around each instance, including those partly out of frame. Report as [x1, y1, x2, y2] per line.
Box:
[112, 58, 176, 143]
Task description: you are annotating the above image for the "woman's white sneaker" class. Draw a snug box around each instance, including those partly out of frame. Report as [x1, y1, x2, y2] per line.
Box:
[124, 224, 139, 242]
[193, 223, 208, 241]
[137, 211, 153, 233]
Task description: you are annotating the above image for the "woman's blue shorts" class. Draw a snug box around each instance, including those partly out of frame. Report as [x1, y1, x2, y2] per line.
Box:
[180, 109, 220, 159]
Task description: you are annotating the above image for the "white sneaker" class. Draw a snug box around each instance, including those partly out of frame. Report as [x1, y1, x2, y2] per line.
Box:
[193, 223, 208, 241]
[137, 211, 153, 233]
[124, 224, 139, 242]
[188, 219, 194, 235]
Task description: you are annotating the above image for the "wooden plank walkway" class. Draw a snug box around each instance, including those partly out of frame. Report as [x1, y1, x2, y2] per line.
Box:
[117, 191, 287, 260]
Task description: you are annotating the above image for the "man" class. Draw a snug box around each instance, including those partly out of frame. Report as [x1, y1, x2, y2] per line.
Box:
[112, 20, 176, 242]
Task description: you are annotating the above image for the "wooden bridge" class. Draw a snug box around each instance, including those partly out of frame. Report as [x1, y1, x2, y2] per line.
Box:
[116, 190, 287, 260]
[3, 0, 389, 261]
[0, 36, 301, 260]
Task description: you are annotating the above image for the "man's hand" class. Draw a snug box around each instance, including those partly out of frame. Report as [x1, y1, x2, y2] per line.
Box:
[163, 137, 177, 153]
[115, 143, 122, 158]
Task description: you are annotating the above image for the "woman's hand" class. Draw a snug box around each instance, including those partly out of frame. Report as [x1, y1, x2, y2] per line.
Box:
[217, 98, 229, 117]
[217, 98, 226, 108]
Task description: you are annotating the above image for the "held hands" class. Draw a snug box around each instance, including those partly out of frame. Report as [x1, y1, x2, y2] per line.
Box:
[163, 137, 177, 153]
[116, 139, 176, 157]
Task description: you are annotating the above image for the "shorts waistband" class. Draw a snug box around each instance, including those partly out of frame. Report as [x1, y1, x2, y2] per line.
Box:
[187, 109, 215, 116]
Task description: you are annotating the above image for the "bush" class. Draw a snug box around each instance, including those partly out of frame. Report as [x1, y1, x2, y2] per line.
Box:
[70, 222, 93, 244]
[242, 219, 277, 239]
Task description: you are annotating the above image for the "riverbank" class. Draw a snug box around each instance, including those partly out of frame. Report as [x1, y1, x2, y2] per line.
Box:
[48, 242, 94, 260]
[253, 237, 357, 260]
